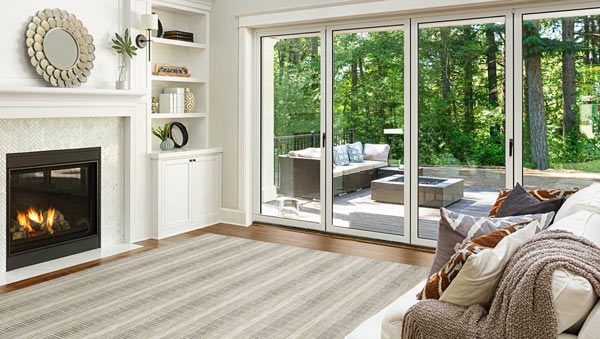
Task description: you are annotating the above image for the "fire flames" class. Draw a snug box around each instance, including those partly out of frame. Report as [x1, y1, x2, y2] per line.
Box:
[16, 206, 57, 236]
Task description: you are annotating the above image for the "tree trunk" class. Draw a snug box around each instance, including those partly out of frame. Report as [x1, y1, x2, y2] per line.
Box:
[526, 51, 550, 170]
[583, 18, 591, 65]
[562, 18, 577, 137]
[351, 59, 358, 114]
[463, 27, 475, 134]
[485, 27, 499, 105]
[440, 28, 452, 103]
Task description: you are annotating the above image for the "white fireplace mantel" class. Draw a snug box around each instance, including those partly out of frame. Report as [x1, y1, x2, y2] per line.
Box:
[0, 87, 147, 118]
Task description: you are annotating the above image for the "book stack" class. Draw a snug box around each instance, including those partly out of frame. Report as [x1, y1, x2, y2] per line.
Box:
[163, 30, 194, 42]
[159, 88, 185, 113]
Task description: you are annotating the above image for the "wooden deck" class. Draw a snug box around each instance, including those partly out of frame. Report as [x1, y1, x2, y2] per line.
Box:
[263, 187, 498, 241]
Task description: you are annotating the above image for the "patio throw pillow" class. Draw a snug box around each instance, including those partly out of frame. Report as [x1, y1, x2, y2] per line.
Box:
[437, 220, 538, 307]
[495, 183, 565, 219]
[428, 208, 555, 277]
[363, 143, 389, 162]
[418, 220, 537, 303]
[346, 142, 364, 163]
[488, 186, 579, 217]
[333, 145, 350, 166]
[554, 183, 600, 222]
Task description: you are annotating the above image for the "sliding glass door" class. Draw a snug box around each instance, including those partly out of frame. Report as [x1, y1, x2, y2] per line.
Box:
[518, 8, 600, 192]
[412, 16, 512, 245]
[255, 4, 597, 247]
[258, 32, 326, 230]
[326, 24, 410, 241]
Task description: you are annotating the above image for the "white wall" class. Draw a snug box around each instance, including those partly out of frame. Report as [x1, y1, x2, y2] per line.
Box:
[210, 0, 350, 212]
[1, 1, 122, 88]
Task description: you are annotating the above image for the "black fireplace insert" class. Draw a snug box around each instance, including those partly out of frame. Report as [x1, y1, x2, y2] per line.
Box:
[6, 148, 101, 271]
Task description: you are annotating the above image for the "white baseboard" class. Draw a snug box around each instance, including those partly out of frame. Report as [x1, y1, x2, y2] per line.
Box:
[220, 208, 251, 226]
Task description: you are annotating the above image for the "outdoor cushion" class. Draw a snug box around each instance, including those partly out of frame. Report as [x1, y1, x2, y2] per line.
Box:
[555, 183, 600, 222]
[333, 167, 344, 178]
[346, 142, 364, 163]
[342, 163, 371, 176]
[489, 186, 579, 217]
[288, 147, 321, 158]
[363, 143, 389, 162]
[495, 183, 564, 220]
[429, 208, 555, 277]
[362, 160, 387, 170]
[333, 145, 350, 166]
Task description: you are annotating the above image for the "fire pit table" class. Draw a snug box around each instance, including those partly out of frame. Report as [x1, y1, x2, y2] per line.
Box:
[371, 175, 464, 208]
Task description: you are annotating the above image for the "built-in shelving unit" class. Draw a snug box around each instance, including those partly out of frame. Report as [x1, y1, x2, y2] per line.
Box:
[148, 0, 211, 153]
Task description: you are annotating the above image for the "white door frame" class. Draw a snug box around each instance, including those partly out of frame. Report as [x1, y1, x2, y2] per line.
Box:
[410, 10, 515, 247]
[253, 27, 327, 232]
[324, 19, 411, 244]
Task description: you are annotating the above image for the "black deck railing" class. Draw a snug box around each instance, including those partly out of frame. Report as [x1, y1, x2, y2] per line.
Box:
[272, 129, 354, 187]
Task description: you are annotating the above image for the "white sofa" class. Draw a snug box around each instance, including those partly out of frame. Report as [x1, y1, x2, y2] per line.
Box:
[347, 278, 599, 339]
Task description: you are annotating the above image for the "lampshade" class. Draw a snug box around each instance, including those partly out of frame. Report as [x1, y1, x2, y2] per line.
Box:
[140, 14, 158, 31]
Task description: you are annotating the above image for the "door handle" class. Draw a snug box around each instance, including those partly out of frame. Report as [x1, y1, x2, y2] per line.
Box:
[509, 138, 514, 157]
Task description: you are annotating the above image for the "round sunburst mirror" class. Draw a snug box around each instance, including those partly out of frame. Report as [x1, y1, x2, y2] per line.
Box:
[25, 8, 95, 88]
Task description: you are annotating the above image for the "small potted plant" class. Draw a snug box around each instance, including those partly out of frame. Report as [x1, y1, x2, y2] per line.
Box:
[111, 28, 137, 90]
[152, 124, 175, 151]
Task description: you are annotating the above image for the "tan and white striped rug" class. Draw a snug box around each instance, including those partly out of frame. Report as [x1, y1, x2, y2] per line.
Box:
[0, 234, 428, 338]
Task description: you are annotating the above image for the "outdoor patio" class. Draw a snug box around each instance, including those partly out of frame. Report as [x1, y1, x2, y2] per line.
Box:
[262, 166, 600, 241]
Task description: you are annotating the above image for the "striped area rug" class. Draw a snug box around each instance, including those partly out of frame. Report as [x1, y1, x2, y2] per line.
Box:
[0, 234, 428, 338]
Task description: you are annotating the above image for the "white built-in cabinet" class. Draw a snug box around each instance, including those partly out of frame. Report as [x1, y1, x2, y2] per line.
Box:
[146, 0, 221, 239]
[151, 148, 222, 239]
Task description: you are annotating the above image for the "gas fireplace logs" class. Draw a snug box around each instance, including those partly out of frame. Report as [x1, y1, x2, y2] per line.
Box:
[10, 207, 71, 240]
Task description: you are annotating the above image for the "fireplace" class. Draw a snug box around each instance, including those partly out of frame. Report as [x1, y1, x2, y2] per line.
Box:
[6, 148, 100, 271]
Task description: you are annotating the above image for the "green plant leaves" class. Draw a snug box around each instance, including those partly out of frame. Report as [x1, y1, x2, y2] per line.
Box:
[112, 28, 138, 59]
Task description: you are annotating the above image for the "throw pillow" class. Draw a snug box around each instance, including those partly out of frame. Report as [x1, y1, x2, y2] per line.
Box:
[333, 145, 350, 167]
[578, 300, 600, 339]
[437, 220, 538, 307]
[495, 183, 565, 219]
[418, 220, 537, 302]
[363, 143, 390, 162]
[488, 186, 579, 217]
[346, 142, 364, 163]
[551, 268, 598, 334]
[428, 208, 555, 277]
[555, 183, 600, 222]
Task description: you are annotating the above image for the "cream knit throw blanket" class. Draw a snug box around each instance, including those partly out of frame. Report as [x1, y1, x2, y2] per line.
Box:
[403, 230, 600, 339]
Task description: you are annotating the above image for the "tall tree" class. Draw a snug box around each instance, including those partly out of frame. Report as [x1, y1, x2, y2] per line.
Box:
[524, 21, 549, 170]
[485, 26, 499, 105]
[562, 18, 577, 137]
[440, 28, 452, 107]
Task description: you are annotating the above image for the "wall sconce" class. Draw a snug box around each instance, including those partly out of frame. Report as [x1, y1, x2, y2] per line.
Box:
[136, 14, 158, 62]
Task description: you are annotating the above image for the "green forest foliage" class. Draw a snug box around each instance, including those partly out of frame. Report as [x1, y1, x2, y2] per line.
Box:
[270, 16, 600, 171]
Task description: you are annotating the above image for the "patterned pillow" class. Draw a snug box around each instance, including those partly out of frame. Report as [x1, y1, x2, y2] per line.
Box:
[418, 221, 532, 301]
[346, 142, 364, 163]
[333, 145, 350, 167]
[428, 208, 555, 277]
[488, 187, 579, 217]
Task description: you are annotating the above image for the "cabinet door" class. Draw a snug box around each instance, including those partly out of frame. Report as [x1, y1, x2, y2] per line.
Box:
[161, 158, 192, 234]
[191, 155, 221, 224]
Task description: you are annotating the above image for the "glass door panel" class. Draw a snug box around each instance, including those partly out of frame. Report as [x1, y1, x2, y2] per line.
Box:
[417, 18, 507, 242]
[330, 25, 408, 239]
[521, 10, 600, 191]
[259, 33, 323, 225]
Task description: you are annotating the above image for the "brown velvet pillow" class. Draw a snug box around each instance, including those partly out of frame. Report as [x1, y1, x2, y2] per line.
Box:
[488, 186, 579, 217]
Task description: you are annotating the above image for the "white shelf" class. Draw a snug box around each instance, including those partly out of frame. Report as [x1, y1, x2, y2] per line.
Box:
[149, 146, 222, 159]
[151, 75, 206, 83]
[151, 113, 207, 119]
[152, 38, 207, 49]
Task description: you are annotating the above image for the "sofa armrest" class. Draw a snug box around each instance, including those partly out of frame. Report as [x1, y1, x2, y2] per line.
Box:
[381, 279, 427, 339]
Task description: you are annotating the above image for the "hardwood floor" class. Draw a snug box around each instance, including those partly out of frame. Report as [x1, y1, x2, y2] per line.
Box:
[0, 223, 434, 295]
